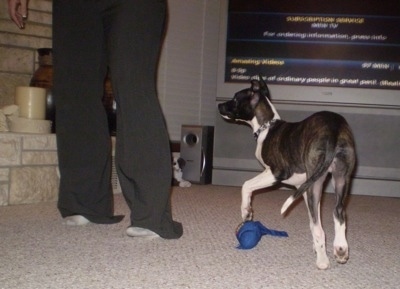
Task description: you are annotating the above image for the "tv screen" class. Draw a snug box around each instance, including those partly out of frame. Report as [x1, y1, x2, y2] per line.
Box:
[225, 0, 400, 91]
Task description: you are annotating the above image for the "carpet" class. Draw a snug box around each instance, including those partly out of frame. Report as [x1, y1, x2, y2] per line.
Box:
[0, 185, 399, 288]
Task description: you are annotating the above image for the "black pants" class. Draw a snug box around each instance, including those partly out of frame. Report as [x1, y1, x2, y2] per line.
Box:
[53, 0, 182, 239]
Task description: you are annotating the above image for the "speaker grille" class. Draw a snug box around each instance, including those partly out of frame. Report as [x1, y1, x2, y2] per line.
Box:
[180, 125, 214, 184]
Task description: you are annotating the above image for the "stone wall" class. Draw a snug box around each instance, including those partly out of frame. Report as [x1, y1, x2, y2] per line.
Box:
[0, 0, 52, 107]
[0, 1, 54, 206]
[0, 133, 122, 206]
[0, 132, 59, 206]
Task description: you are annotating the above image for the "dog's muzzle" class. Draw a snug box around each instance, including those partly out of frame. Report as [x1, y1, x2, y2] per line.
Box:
[218, 102, 234, 119]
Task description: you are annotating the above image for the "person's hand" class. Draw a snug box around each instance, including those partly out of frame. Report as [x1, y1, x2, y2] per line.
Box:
[8, 0, 29, 29]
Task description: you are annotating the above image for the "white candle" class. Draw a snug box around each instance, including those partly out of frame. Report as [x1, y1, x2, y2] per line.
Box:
[15, 86, 46, 120]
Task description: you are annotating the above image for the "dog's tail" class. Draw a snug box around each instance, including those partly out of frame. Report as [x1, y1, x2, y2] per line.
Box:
[280, 137, 337, 215]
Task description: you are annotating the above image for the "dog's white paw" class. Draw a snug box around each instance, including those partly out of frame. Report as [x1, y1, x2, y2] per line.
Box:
[179, 180, 191, 187]
[333, 219, 349, 264]
[314, 241, 330, 270]
[334, 245, 349, 264]
[316, 254, 330, 270]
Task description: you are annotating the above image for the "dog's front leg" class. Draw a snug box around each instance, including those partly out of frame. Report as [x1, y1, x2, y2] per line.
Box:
[241, 170, 276, 221]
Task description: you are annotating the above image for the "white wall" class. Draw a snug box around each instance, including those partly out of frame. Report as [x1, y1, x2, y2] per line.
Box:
[158, 0, 221, 141]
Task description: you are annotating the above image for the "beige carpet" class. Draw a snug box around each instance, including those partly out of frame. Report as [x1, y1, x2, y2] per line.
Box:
[1, 185, 399, 289]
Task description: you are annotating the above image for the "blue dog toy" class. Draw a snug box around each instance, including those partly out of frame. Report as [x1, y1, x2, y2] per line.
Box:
[236, 220, 288, 249]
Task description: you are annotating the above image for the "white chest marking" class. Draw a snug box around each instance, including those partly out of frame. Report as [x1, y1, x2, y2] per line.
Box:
[255, 130, 268, 168]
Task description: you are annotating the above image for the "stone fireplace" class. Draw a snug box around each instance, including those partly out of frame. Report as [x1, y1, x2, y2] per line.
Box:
[0, 132, 58, 206]
[0, 133, 120, 206]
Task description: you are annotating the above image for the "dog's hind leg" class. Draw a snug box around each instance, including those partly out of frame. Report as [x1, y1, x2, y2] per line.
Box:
[303, 173, 330, 270]
[241, 170, 277, 221]
[331, 172, 350, 264]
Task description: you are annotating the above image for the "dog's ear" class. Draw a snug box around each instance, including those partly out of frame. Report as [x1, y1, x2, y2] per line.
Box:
[251, 77, 271, 99]
[250, 79, 261, 92]
[258, 75, 271, 99]
[258, 74, 266, 85]
[253, 76, 274, 123]
[255, 100, 274, 124]
[250, 91, 260, 107]
[177, 157, 186, 169]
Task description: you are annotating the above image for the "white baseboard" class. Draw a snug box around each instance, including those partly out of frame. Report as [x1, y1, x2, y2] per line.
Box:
[212, 168, 400, 198]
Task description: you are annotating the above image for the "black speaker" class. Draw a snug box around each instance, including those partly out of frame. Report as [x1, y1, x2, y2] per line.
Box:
[180, 125, 214, 184]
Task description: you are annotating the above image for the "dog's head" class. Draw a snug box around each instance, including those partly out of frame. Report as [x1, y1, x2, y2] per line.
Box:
[218, 77, 278, 128]
[173, 157, 186, 172]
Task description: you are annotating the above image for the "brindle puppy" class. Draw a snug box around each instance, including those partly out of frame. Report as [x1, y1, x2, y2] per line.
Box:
[218, 78, 356, 269]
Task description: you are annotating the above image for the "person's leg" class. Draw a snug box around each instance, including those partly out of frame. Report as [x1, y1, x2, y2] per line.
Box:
[103, 0, 182, 238]
[53, 0, 123, 224]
